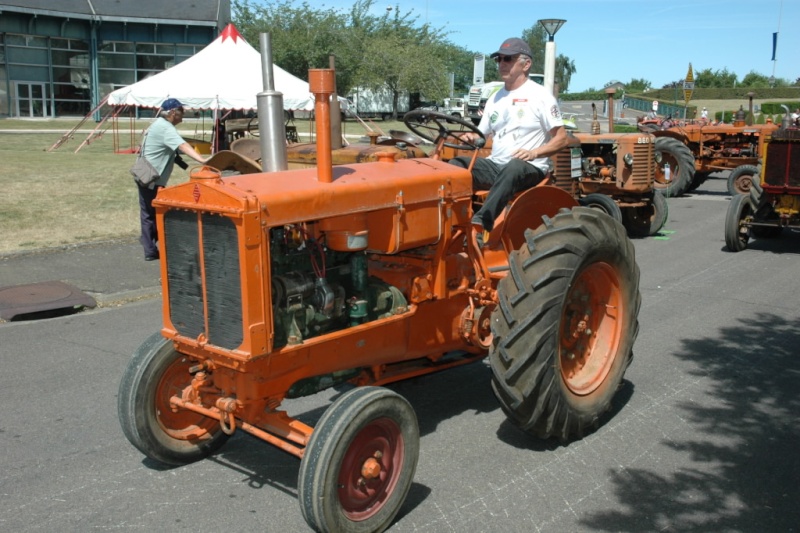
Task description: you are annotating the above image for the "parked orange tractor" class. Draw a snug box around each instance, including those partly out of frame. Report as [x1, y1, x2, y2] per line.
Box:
[118, 68, 641, 532]
[639, 110, 779, 196]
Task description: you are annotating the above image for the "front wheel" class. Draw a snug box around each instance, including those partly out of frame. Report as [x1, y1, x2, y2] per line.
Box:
[298, 387, 419, 533]
[578, 193, 623, 223]
[724, 193, 752, 252]
[489, 208, 641, 440]
[727, 165, 759, 196]
[117, 332, 230, 465]
[622, 191, 668, 237]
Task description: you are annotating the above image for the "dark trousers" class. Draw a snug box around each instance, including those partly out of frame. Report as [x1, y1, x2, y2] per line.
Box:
[450, 157, 545, 231]
[138, 184, 162, 258]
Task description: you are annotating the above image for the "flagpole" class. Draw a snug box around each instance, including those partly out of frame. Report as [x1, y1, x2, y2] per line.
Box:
[771, 0, 783, 87]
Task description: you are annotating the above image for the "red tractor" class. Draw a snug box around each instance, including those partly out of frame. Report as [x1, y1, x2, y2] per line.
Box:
[725, 118, 800, 251]
[118, 69, 641, 532]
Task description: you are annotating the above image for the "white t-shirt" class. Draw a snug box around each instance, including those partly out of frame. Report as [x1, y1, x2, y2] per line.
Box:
[477, 79, 564, 170]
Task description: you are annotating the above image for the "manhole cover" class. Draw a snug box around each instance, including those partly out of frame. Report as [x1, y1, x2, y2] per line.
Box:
[0, 280, 96, 320]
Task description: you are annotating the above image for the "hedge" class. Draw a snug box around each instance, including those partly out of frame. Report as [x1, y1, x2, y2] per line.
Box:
[563, 87, 800, 102]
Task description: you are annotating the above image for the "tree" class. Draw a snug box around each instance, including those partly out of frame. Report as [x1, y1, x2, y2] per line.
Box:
[626, 78, 652, 93]
[740, 71, 772, 88]
[347, 1, 454, 117]
[694, 67, 738, 88]
[233, 0, 457, 118]
[232, 0, 356, 91]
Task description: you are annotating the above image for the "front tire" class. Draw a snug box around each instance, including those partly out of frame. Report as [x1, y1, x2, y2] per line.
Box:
[489, 208, 640, 440]
[578, 193, 623, 223]
[727, 165, 759, 196]
[622, 191, 669, 237]
[118, 332, 230, 466]
[298, 387, 419, 533]
[724, 193, 752, 252]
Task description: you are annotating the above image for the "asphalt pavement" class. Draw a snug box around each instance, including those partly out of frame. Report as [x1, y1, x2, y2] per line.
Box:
[0, 238, 162, 315]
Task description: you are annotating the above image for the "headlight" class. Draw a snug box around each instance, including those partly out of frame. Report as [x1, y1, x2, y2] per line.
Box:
[623, 153, 634, 166]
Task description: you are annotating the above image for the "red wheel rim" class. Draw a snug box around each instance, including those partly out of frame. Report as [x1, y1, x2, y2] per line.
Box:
[154, 357, 219, 441]
[337, 417, 404, 520]
[559, 262, 623, 395]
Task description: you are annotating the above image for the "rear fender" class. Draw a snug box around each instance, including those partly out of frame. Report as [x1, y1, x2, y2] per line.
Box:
[489, 186, 578, 253]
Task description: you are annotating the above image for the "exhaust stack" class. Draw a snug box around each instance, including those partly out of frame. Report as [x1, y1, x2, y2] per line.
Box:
[309, 69, 335, 183]
[257, 33, 288, 172]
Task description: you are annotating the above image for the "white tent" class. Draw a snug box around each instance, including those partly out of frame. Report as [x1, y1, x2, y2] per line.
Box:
[107, 24, 313, 111]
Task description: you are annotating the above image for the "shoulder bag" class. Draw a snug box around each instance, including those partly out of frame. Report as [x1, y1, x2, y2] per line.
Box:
[130, 132, 161, 189]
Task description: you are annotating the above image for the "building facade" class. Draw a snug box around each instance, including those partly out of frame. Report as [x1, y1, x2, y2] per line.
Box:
[0, 0, 230, 117]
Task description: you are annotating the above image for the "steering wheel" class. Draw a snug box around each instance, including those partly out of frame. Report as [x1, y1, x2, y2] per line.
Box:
[403, 109, 485, 151]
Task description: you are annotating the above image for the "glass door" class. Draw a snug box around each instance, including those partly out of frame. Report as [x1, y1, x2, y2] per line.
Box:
[15, 82, 48, 118]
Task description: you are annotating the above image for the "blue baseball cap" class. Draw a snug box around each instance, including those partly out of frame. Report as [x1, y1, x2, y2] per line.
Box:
[161, 98, 184, 111]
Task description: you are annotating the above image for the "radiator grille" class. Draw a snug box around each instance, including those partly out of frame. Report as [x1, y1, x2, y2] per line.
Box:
[164, 210, 243, 349]
[551, 150, 578, 194]
[764, 140, 800, 189]
[630, 143, 653, 188]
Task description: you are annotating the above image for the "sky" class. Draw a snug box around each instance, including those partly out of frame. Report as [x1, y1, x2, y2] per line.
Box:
[315, 0, 799, 92]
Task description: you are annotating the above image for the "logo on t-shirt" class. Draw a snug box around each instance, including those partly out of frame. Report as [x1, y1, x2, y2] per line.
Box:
[550, 105, 561, 119]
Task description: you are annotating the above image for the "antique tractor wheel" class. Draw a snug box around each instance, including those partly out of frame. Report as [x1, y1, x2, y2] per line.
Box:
[622, 190, 669, 238]
[578, 193, 623, 223]
[489, 208, 640, 440]
[118, 332, 230, 465]
[653, 137, 694, 197]
[727, 165, 759, 197]
[724, 193, 753, 251]
[298, 387, 419, 533]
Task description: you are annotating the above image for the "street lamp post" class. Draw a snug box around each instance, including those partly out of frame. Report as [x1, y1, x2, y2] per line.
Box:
[537, 18, 566, 96]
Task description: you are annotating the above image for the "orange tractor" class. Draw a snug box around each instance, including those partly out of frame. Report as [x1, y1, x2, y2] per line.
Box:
[639, 110, 778, 196]
[118, 69, 641, 532]
[553, 131, 668, 238]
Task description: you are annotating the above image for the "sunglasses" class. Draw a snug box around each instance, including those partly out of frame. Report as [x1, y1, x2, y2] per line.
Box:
[494, 55, 522, 64]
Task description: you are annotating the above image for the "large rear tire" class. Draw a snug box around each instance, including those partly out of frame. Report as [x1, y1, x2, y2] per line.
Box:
[727, 165, 759, 196]
[489, 208, 640, 440]
[724, 193, 752, 252]
[298, 387, 419, 533]
[118, 332, 230, 466]
[653, 137, 694, 197]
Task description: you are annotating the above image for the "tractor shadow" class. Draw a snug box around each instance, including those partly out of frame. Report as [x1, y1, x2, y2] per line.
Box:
[578, 313, 800, 532]
[720, 230, 800, 255]
[189, 359, 500, 508]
